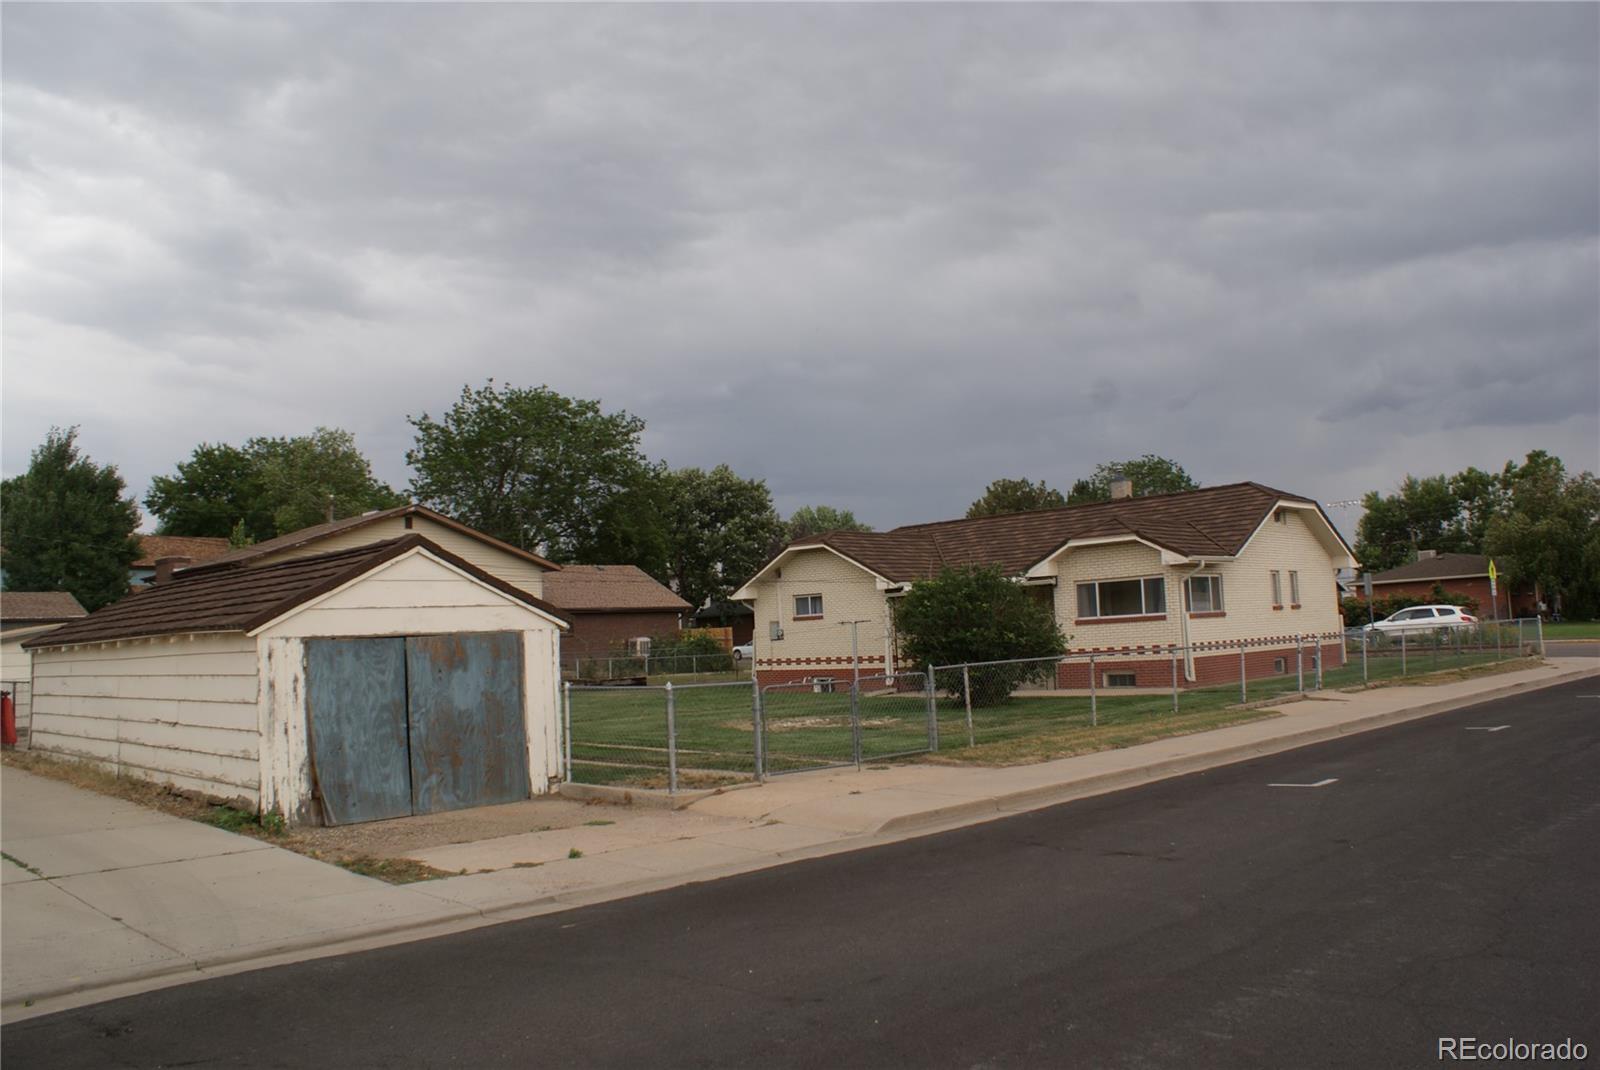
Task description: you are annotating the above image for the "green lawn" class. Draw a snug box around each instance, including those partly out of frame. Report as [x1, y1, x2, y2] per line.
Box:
[1538, 621, 1600, 640]
[567, 639, 1542, 789]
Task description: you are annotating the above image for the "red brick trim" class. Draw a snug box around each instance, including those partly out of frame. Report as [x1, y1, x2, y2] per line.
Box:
[1188, 611, 1226, 619]
[1271, 605, 1284, 611]
[1074, 614, 1167, 625]
[1289, 603, 1302, 609]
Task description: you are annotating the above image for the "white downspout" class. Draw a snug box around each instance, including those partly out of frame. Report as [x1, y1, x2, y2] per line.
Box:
[1177, 559, 1210, 682]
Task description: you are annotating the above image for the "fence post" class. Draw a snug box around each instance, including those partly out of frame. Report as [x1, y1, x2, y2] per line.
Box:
[848, 677, 862, 768]
[1536, 615, 1545, 658]
[751, 674, 765, 781]
[563, 681, 573, 781]
[1296, 635, 1304, 693]
[665, 682, 679, 794]
[925, 669, 938, 753]
[1315, 639, 1323, 690]
[1239, 642, 1247, 704]
[1170, 646, 1179, 714]
[1361, 631, 1368, 684]
[1089, 654, 1098, 727]
[961, 665, 975, 747]
[1400, 631, 1407, 676]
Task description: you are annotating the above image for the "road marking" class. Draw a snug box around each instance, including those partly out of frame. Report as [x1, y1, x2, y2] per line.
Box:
[1268, 778, 1338, 788]
[1465, 725, 1510, 732]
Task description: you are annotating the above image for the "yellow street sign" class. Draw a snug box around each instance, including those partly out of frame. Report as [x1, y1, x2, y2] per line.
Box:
[1489, 559, 1498, 583]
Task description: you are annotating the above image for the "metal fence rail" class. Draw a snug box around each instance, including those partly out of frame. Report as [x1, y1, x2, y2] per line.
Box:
[564, 653, 751, 683]
[561, 620, 1546, 789]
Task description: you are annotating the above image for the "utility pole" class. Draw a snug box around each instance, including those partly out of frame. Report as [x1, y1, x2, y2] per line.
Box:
[840, 619, 870, 691]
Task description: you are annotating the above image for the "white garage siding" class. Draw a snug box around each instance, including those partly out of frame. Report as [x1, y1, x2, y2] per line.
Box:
[28, 633, 263, 803]
[254, 549, 565, 822]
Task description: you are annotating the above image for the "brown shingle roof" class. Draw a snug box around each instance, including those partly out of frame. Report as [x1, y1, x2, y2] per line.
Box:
[184, 505, 559, 574]
[133, 535, 233, 567]
[776, 482, 1343, 584]
[543, 565, 691, 613]
[24, 536, 570, 649]
[0, 591, 88, 624]
[1369, 553, 1491, 584]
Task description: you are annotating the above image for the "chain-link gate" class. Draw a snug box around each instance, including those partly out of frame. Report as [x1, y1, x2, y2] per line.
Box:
[759, 672, 932, 775]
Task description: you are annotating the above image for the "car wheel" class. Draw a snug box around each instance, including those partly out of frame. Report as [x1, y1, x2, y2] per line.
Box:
[733, 650, 743, 661]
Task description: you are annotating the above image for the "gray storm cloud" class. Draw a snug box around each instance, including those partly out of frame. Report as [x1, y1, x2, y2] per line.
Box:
[3, 3, 1596, 534]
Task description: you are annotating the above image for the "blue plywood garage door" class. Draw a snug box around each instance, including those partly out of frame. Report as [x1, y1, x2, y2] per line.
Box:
[306, 632, 527, 825]
[305, 638, 412, 825]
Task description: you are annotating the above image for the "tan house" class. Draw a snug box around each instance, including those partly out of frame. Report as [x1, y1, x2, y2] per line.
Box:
[732, 482, 1356, 689]
[177, 504, 559, 597]
[24, 536, 570, 825]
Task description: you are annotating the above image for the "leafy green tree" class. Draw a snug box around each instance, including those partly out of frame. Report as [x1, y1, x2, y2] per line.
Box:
[407, 382, 658, 560]
[786, 505, 871, 542]
[893, 565, 1066, 700]
[1, 427, 141, 610]
[966, 478, 1067, 518]
[146, 429, 402, 542]
[1067, 455, 1200, 503]
[661, 465, 785, 610]
[1484, 453, 1600, 618]
[1354, 474, 1473, 572]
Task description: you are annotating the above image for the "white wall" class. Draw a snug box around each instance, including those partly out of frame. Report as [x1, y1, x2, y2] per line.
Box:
[256, 549, 565, 823]
[249, 515, 548, 598]
[747, 549, 896, 674]
[28, 633, 262, 803]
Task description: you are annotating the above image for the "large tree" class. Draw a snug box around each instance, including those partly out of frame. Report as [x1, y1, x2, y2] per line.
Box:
[1353, 474, 1471, 572]
[786, 505, 872, 542]
[407, 382, 657, 560]
[893, 565, 1065, 699]
[1483, 452, 1600, 619]
[146, 429, 403, 542]
[1067, 455, 1200, 504]
[1, 427, 141, 610]
[966, 478, 1067, 518]
[662, 465, 785, 610]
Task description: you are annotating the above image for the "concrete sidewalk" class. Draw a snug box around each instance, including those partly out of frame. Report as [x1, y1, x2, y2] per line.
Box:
[5, 656, 1595, 1021]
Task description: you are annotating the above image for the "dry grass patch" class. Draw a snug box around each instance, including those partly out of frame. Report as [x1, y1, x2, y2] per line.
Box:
[920, 705, 1282, 767]
[1340, 656, 1543, 692]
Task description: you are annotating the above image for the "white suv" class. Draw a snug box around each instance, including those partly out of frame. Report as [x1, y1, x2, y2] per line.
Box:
[1364, 605, 1478, 636]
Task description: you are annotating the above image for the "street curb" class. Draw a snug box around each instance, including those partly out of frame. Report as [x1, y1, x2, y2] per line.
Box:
[871, 663, 1600, 837]
[8, 663, 1593, 1022]
[555, 779, 761, 810]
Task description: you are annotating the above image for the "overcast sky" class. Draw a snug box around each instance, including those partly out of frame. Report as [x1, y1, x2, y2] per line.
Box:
[4, 3, 1597, 538]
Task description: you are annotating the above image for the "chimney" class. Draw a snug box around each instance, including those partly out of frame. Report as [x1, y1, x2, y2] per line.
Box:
[153, 556, 192, 584]
[1416, 549, 1438, 561]
[1109, 469, 1134, 500]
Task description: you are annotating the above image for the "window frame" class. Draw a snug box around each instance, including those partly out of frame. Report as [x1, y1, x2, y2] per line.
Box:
[793, 593, 824, 619]
[1288, 570, 1300, 606]
[1186, 574, 1225, 615]
[1270, 569, 1283, 607]
[1075, 575, 1167, 620]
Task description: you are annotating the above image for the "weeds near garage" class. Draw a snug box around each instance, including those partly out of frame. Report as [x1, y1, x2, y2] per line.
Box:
[582, 819, 614, 827]
[568, 847, 584, 859]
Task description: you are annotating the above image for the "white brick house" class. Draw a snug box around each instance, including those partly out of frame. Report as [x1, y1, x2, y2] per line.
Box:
[732, 483, 1356, 688]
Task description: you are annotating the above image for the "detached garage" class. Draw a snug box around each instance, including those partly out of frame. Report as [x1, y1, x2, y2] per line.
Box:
[23, 535, 570, 826]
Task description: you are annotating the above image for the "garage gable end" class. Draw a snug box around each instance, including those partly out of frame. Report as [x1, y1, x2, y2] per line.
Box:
[252, 547, 569, 639]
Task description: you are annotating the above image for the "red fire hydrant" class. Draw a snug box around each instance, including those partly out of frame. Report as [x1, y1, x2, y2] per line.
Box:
[1, 691, 17, 748]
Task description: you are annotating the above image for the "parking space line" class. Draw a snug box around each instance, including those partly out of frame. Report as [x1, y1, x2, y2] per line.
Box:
[1268, 778, 1338, 788]
[1465, 725, 1510, 732]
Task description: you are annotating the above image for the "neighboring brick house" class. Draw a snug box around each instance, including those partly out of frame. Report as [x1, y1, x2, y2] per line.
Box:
[542, 565, 692, 662]
[1366, 551, 1534, 619]
[732, 482, 1356, 689]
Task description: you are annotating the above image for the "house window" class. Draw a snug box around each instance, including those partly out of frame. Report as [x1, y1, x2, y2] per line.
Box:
[1076, 577, 1165, 619]
[1289, 571, 1300, 605]
[1270, 570, 1283, 606]
[1274, 509, 1288, 524]
[1187, 575, 1224, 613]
[1105, 673, 1137, 688]
[1273, 657, 1287, 674]
[793, 594, 823, 619]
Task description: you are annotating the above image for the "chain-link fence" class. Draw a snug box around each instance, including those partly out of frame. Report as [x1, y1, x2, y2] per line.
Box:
[563, 680, 760, 792]
[564, 653, 751, 683]
[757, 673, 934, 775]
[1348, 617, 1544, 683]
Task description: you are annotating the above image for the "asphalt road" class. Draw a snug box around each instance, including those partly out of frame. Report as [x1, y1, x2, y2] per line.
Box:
[6, 679, 1598, 1069]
